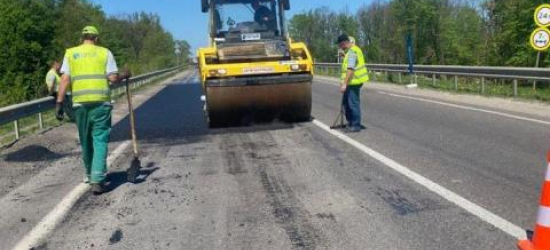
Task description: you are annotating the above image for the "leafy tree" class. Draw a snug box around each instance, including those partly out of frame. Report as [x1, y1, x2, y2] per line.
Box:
[288, 0, 544, 67]
[0, 0, 56, 105]
[0, 0, 190, 106]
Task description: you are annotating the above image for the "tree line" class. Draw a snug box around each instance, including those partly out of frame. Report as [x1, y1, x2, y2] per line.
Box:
[0, 0, 190, 106]
[288, 0, 547, 67]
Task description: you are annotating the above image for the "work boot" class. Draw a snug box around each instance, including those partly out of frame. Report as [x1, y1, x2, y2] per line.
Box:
[345, 126, 361, 133]
[90, 183, 107, 195]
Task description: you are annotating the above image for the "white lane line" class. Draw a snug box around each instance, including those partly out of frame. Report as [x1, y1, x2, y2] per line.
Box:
[314, 76, 550, 126]
[10, 71, 185, 249]
[377, 91, 550, 126]
[312, 119, 526, 239]
[11, 143, 133, 250]
[180, 72, 194, 83]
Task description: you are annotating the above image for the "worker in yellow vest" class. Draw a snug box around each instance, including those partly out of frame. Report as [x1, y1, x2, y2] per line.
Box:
[47, 60, 75, 121]
[337, 34, 369, 132]
[45, 61, 61, 96]
[56, 26, 131, 194]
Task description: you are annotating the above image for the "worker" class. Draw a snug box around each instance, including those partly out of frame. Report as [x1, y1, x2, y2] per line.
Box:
[46, 61, 75, 121]
[338, 36, 355, 60]
[336, 34, 369, 133]
[252, 0, 276, 30]
[55, 26, 131, 194]
[349, 36, 356, 45]
[45, 61, 61, 96]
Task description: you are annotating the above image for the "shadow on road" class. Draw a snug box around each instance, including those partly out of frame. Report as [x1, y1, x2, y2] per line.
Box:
[104, 162, 159, 193]
[111, 80, 305, 143]
[2, 79, 309, 165]
[110, 81, 209, 144]
[3, 145, 76, 163]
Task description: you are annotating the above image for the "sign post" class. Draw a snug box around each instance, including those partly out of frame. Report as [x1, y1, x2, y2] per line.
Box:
[406, 31, 417, 88]
[530, 4, 550, 92]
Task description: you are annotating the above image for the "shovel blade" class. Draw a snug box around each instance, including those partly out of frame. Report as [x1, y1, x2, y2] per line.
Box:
[127, 158, 141, 183]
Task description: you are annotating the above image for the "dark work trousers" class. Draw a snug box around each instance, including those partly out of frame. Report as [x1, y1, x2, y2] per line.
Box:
[64, 94, 75, 122]
[342, 84, 363, 129]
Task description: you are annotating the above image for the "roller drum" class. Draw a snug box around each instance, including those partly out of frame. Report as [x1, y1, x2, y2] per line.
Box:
[205, 73, 312, 127]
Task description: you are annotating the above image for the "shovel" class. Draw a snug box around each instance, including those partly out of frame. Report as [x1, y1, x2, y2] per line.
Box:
[124, 77, 141, 183]
[330, 95, 347, 129]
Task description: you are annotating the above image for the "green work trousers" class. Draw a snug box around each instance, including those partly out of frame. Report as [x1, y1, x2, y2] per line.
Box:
[74, 103, 112, 184]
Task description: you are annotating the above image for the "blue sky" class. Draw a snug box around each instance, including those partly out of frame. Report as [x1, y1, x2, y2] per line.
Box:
[90, 0, 375, 53]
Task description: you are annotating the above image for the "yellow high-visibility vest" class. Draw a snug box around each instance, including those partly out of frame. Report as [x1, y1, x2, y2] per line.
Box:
[341, 45, 369, 85]
[45, 69, 61, 92]
[66, 44, 110, 103]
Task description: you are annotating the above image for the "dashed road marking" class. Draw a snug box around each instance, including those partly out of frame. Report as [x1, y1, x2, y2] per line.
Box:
[312, 119, 526, 240]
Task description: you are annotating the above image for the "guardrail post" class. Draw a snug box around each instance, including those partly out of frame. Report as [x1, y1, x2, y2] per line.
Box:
[454, 76, 458, 90]
[513, 79, 518, 97]
[481, 77, 486, 94]
[38, 112, 44, 130]
[384, 71, 388, 82]
[14, 120, 20, 140]
[432, 74, 436, 86]
[398, 72, 402, 84]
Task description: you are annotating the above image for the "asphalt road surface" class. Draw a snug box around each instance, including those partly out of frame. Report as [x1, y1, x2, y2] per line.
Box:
[1, 70, 548, 250]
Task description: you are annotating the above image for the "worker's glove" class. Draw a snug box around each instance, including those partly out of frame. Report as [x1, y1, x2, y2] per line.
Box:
[55, 102, 64, 121]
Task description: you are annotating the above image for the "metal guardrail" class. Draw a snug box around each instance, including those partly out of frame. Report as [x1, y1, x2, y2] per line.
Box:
[314, 63, 550, 96]
[0, 66, 182, 144]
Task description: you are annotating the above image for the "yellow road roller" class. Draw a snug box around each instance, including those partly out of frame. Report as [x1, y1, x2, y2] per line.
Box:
[198, 0, 314, 127]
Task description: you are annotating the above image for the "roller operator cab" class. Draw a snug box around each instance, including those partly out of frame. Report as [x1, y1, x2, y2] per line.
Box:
[198, 0, 314, 127]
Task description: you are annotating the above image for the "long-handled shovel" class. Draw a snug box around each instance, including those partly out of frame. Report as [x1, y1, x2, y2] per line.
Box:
[330, 95, 347, 129]
[124, 77, 141, 183]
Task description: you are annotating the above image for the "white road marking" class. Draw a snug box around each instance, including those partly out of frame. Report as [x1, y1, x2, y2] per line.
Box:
[180, 72, 194, 83]
[10, 71, 194, 250]
[377, 91, 550, 126]
[315, 76, 550, 126]
[312, 119, 527, 239]
[11, 141, 131, 250]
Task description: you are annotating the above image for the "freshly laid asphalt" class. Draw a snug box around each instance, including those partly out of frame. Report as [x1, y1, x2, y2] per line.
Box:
[1, 70, 548, 250]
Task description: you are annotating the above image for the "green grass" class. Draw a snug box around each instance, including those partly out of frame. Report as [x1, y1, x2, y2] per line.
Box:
[314, 66, 550, 102]
[0, 110, 59, 146]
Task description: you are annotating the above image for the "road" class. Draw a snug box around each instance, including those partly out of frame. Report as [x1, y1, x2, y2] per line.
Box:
[0, 70, 548, 250]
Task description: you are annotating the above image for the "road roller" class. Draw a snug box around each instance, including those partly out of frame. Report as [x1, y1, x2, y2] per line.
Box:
[197, 0, 314, 127]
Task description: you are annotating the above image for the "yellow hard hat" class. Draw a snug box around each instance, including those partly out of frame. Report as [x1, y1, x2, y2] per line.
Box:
[82, 26, 99, 35]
